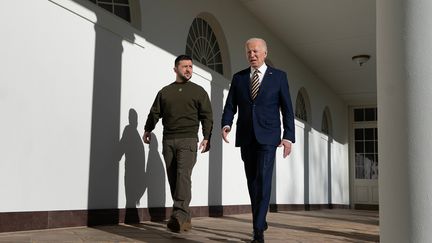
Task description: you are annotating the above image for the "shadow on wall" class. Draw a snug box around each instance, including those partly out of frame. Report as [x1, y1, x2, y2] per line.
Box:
[146, 132, 166, 221]
[304, 124, 311, 211]
[208, 74, 229, 216]
[328, 137, 333, 208]
[86, 2, 136, 225]
[117, 109, 147, 223]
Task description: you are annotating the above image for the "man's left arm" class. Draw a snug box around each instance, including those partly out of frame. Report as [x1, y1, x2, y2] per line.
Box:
[279, 72, 295, 157]
[279, 71, 295, 143]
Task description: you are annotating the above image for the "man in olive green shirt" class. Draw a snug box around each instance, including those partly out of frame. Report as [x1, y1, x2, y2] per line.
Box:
[143, 55, 213, 232]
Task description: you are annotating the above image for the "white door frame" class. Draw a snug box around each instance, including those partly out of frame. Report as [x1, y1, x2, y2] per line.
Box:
[349, 106, 379, 208]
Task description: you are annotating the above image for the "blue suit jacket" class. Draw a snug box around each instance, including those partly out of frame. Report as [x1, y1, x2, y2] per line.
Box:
[221, 66, 295, 147]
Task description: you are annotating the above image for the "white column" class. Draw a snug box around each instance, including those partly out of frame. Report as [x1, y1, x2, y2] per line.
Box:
[377, 0, 432, 242]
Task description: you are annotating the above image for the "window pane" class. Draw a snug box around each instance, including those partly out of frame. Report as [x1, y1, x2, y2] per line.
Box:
[355, 129, 364, 140]
[365, 108, 376, 121]
[295, 93, 307, 122]
[322, 112, 329, 134]
[206, 26, 212, 40]
[354, 108, 364, 121]
[114, 6, 130, 22]
[365, 141, 374, 153]
[114, 0, 129, 4]
[88, 0, 131, 23]
[364, 128, 374, 140]
[363, 154, 374, 179]
[355, 154, 365, 179]
[355, 141, 364, 153]
[215, 64, 223, 74]
[371, 154, 378, 179]
[365, 153, 375, 162]
[98, 3, 113, 12]
[215, 53, 222, 63]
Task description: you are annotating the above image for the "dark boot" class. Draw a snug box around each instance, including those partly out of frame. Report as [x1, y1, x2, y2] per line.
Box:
[251, 230, 264, 243]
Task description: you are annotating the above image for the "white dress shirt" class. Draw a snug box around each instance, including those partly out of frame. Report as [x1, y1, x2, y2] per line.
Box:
[250, 63, 267, 84]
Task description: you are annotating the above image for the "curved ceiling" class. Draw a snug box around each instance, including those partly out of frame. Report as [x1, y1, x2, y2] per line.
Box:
[239, 0, 376, 104]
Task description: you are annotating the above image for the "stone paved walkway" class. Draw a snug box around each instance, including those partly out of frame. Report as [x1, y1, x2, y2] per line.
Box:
[0, 209, 379, 242]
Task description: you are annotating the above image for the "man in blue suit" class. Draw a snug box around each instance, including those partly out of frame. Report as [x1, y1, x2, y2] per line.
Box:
[221, 38, 295, 243]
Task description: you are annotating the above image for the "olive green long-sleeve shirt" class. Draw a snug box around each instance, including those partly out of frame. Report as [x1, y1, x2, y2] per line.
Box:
[144, 81, 213, 140]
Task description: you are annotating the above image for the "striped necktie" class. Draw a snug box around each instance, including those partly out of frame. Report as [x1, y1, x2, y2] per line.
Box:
[251, 69, 260, 100]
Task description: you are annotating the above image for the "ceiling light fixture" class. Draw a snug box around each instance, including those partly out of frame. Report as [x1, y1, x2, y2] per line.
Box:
[352, 54, 370, 67]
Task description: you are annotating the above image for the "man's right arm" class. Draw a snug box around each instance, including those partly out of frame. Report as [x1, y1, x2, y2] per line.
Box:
[143, 92, 162, 144]
[221, 75, 238, 143]
[221, 75, 238, 128]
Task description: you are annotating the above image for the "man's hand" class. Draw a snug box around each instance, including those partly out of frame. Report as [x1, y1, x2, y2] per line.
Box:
[222, 127, 231, 143]
[199, 139, 210, 153]
[278, 140, 292, 158]
[143, 131, 151, 144]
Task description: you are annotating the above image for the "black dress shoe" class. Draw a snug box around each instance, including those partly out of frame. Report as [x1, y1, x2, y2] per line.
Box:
[250, 239, 265, 243]
[251, 230, 264, 243]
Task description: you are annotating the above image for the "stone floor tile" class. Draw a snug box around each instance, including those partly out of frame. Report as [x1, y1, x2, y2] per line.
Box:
[0, 209, 379, 243]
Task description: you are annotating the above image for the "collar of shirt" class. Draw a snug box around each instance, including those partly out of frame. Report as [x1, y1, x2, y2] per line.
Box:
[250, 63, 268, 83]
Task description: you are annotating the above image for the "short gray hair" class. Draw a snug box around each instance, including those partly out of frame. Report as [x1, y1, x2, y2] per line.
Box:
[245, 38, 268, 52]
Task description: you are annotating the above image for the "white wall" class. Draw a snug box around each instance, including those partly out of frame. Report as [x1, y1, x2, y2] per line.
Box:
[1, 0, 97, 211]
[0, 0, 349, 213]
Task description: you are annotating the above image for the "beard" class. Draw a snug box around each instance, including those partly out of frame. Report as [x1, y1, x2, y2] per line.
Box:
[179, 73, 191, 82]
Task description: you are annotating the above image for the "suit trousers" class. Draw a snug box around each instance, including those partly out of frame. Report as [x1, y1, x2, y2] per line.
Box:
[162, 138, 198, 221]
[240, 138, 277, 231]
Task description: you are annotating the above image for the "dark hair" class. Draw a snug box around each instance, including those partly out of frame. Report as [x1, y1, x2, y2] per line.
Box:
[174, 55, 193, 67]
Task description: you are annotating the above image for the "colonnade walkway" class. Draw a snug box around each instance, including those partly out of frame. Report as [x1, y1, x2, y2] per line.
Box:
[0, 209, 379, 242]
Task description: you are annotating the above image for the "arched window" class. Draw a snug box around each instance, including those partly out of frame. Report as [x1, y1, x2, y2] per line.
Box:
[186, 17, 224, 75]
[321, 107, 332, 135]
[89, 0, 131, 22]
[295, 92, 308, 122]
